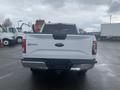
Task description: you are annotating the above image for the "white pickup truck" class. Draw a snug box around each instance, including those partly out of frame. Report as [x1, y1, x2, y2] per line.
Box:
[21, 23, 97, 75]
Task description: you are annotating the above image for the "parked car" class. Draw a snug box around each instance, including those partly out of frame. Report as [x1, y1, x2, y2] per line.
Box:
[21, 23, 97, 75]
[0, 26, 16, 46]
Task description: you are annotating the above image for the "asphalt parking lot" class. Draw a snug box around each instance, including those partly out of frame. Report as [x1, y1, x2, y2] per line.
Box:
[0, 41, 120, 90]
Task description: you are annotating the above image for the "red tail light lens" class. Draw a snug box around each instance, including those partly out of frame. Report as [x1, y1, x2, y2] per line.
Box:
[22, 39, 26, 53]
[92, 41, 97, 55]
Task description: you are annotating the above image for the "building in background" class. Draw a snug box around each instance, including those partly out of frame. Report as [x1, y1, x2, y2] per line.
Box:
[79, 28, 86, 34]
[100, 23, 120, 40]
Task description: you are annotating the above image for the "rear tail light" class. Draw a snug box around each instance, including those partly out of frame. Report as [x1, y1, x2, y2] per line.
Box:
[22, 39, 26, 53]
[92, 41, 97, 55]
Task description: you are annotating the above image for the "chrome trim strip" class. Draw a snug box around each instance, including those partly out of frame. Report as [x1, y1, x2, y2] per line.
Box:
[22, 61, 45, 64]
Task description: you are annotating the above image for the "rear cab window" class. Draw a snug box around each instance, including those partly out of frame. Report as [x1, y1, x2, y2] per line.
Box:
[41, 23, 78, 35]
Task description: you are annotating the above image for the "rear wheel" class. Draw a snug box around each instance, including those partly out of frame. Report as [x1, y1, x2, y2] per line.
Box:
[77, 70, 87, 76]
[17, 37, 22, 44]
[3, 39, 10, 46]
[31, 68, 39, 74]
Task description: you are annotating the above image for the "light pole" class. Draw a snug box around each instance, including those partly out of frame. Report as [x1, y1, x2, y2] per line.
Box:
[110, 15, 112, 24]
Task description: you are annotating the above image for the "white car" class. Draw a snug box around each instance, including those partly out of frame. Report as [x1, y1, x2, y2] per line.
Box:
[21, 23, 97, 75]
[0, 26, 16, 46]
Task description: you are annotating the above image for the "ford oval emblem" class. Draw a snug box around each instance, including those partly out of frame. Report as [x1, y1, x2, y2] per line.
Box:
[55, 43, 64, 47]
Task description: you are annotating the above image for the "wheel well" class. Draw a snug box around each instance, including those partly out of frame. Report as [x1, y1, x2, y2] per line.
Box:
[17, 36, 22, 39]
[3, 38, 10, 41]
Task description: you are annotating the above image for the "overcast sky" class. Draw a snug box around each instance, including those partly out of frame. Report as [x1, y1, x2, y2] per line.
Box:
[0, 0, 120, 32]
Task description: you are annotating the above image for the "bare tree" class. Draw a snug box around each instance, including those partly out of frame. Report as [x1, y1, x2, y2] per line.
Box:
[2, 18, 13, 28]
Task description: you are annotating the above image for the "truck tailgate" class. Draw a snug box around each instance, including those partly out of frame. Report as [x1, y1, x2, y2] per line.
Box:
[24, 34, 95, 59]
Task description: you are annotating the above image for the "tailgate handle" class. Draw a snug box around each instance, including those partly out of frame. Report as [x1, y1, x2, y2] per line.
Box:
[55, 43, 64, 47]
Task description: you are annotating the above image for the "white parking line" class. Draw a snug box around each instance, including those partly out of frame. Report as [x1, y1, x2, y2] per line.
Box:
[0, 73, 13, 80]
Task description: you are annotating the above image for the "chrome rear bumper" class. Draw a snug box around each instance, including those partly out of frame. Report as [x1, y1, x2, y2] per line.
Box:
[21, 58, 97, 70]
[22, 61, 48, 69]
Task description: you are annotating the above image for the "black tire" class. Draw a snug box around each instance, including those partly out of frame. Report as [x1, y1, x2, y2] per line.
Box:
[77, 70, 87, 76]
[31, 68, 38, 75]
[17, 37, 22, 44]
[3, 39, 10, 46]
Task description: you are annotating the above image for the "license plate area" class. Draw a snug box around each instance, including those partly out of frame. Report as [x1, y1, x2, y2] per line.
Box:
[45, 59, 73, 70]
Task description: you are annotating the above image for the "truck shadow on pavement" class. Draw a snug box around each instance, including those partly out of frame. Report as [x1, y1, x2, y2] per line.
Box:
[30, 71, 89, 90]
